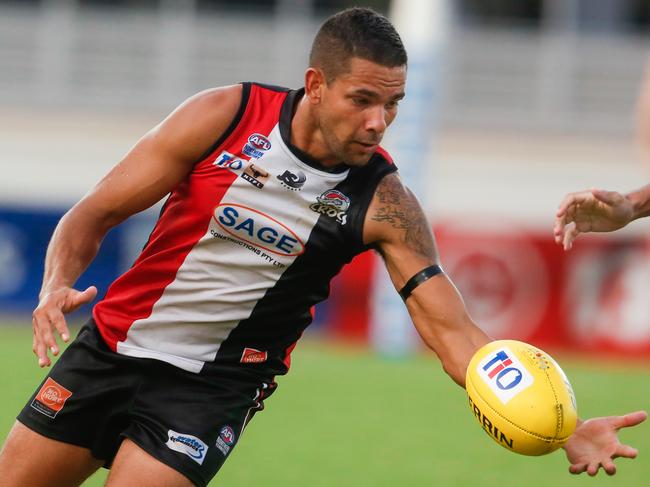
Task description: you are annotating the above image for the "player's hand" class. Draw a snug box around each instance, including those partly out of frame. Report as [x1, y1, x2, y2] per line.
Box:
[563, 411, 647, 476]
[553, 189, 634, 250]
[32, 285, 97, 367]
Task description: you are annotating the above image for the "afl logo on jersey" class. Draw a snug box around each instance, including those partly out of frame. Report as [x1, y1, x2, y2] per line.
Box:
[243, 133, 271, 159]
[214, 204, 305, 256]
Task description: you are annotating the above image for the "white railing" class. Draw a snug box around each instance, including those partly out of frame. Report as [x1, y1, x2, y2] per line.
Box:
[0, 4, 647, 134]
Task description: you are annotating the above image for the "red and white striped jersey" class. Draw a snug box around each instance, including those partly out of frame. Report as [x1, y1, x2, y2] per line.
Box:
[93, 83, 397, 377]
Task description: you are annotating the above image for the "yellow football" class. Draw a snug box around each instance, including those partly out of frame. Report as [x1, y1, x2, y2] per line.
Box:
[465, 340, 578, 456]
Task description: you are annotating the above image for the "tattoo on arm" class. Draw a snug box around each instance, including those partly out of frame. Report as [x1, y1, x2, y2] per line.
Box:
[371, 175, 436, 259]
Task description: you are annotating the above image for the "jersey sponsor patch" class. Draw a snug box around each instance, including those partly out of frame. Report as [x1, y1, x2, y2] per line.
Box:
[214, 203, 305, 256]
[166, 430, 208, 465]
[212, 151, 246, 173]
[241, 163, 269, 188]
[216, 425, 236, 456]
[310, 189, 350, 225]
[277, 169, 306, 190]
[240, 347, 268, 364]
[476, 346, 534, 404]
[30, 377, 73, 419]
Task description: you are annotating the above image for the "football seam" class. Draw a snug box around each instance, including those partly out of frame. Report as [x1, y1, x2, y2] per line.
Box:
[468, 373, 570, 442]
[543, 366, 563, 442]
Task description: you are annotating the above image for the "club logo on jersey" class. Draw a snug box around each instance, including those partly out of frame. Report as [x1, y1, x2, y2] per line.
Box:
[214, 204, 305, 256]
[216, 425, 236, 456]
[277, 170, 306, 190]
[243, 133, 271, 159]
[476, 347, 534, 404]
[166, 430, 208, 465]
[241, 347, 268, 364]
[241, 163, 269, 189]
[310, 190, 350, 225]
[30, 377, 73, 419]
[213, 151, 245, 173]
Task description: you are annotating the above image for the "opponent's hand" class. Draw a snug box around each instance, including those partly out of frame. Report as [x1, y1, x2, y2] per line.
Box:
[554, 189, 634, 250]
[32, 285, 97, 367]
[563, 411, 647, 476]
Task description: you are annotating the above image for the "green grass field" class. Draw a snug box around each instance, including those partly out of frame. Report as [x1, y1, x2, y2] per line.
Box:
[2, 324, 649, 486]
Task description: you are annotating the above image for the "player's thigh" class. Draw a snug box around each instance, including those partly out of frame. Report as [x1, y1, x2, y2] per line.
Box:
[120, 366, 274, 486]
[0, 420, 103, 487]
[105, 438, 194, 487]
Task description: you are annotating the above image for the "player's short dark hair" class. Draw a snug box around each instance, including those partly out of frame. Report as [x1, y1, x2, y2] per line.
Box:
[309, 7, 407, 82]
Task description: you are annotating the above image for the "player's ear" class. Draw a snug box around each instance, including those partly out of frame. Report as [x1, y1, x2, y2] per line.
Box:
[305, 67, 325, 105]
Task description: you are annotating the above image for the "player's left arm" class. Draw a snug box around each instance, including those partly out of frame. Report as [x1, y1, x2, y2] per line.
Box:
[363, 172, 491, 386]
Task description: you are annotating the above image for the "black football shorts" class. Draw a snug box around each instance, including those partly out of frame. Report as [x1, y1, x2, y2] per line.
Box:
[18, 320, 276, 487]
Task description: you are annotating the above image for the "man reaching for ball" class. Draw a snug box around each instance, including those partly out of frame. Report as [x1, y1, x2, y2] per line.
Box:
[0, 8, 646, 486]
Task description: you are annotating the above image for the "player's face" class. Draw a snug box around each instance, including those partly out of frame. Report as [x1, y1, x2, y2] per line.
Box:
[318, 58, 406, 166]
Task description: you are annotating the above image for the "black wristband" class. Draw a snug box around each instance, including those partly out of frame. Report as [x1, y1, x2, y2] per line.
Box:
[399, 265, 444, 301]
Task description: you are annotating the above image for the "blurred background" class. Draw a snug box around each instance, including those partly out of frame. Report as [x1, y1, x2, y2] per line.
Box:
[2, 0, 650, 355]
[1, 1, 650, 485]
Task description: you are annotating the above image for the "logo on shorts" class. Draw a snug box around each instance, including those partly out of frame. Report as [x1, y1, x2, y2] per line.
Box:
[310, 189, 350, 225]
[277, 170, 306, 190]
[243, 133, 271, 159]
[240, 347, 268, 364]
[30, 377, 73, 419]
[216, 426, 236, 456]
[241, 163, 269, 189]
[166, 430, 208, 465]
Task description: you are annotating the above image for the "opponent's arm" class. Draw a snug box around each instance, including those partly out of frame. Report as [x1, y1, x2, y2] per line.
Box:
[553, 185, 650, 250]
[363, 172, 491, 386]
[555, 61, 650, 250]
[33, 84, 243, 367]
[637, 57, 650, 157]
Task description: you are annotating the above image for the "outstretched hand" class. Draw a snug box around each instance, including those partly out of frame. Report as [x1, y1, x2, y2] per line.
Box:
[32, 285, 97, 367]
[554, 189, 634, 250]
[563, 411, 647, 476]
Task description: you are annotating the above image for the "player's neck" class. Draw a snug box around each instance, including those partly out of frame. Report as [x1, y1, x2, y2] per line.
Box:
[291, 97, 342, 169]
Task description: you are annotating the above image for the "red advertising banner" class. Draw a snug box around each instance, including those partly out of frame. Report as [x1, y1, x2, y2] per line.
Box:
[325, 222, 650, 358]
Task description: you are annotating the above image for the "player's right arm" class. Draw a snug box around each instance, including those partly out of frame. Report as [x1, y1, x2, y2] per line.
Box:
[32, 84, 243, 367]
[553, 185, 650, 250]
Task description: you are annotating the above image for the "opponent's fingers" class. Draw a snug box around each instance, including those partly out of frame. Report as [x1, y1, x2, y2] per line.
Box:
[563, 222, 580, 251]
[613, 410, 648, 430]
[556, 191, 593, 217]
[553, 215, 569, 241]
[555, 205, 578, 245]
[591, 189, 623, 206]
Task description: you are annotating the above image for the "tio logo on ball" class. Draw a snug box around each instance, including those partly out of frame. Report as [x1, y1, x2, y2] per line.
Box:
[476, 347, 534, 404]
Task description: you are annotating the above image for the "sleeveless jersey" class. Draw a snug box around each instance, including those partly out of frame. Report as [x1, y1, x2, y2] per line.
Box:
[93, 82, 397, 378]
